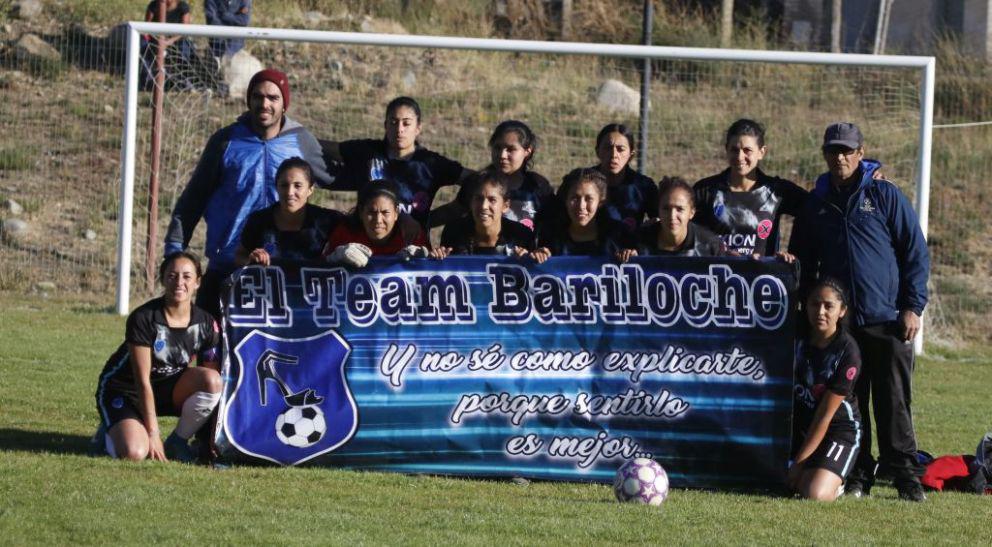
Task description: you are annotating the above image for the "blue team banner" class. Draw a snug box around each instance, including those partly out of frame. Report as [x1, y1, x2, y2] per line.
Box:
[216, 257, 796, 489]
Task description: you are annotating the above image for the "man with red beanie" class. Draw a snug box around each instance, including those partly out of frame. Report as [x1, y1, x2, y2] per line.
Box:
[165, 68, 331, 318]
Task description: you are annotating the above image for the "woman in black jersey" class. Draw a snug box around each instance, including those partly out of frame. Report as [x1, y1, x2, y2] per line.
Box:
[636, 177, 726, 257]
[433, 170, 540, 260]
[538, 168, 636, 261]
[433, 120, 553, 231]
[95, 252, 222, 462]
[321, 96, 470, 231]
[592, 123, 658, 229]
[235, 157, 341, 266]
[693, 119, 805, 259]
[789, 278, 863, 501]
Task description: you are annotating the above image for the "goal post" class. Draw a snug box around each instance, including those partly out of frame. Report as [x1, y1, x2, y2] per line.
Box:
[117, 22, 935, 354]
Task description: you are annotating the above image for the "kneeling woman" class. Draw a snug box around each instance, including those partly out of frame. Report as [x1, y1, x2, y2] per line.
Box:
[539, 168, 636, 262]
[235, 157, 342, 266]
[324, 180, 429, 267]
[789, 278, 862, 501]
[95, 251, 222, 462]
[433, 170, 539, 259]
[636, 177, 726, 257]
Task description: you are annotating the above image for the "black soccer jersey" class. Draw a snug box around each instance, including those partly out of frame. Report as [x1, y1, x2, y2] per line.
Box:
[540, 216, 636, 257]
[635, 222, 726, 257]
[332, 139, 464, 229]
[599, 166, 658, 230]
[793, 331, 862, 436]
[440, 215, 536, 256]
[239, 203, 342, 262]
[456, 170, 554, 231]
[98, 298, 219, 391]
[693, 169, 806, 256]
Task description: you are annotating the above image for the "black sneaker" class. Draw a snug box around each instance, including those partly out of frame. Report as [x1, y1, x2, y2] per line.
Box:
[844, 480, 870, 498]
[897, 480, 927, 502]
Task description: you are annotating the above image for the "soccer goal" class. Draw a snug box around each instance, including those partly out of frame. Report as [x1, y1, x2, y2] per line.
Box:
[116, 22, 935, 353]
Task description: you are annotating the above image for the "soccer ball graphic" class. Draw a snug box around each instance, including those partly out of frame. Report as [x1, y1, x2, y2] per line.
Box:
[613, 458, 669, 506]
[275, 405, 326, 448]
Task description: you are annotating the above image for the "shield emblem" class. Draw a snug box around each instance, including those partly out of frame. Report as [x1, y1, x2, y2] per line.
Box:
[223, 329, 357, 465]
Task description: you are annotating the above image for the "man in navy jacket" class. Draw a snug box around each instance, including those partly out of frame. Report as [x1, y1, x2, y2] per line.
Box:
[791, 122, 930, 502]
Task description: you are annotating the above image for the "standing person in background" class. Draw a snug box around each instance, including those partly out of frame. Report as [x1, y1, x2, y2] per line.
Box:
[140, 0, 196, 90]
[693, 119, 806, 258]
[591, 123, 658, 230]
[165, 69, 331, 319]
[433, 120, 553, 232]
[321, 96, 471, 233]
[204, 0, 251, 59]
[790, 122, 930, 502]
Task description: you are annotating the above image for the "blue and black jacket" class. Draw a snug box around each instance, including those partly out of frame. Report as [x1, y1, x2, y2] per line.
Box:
[789, 159, 929, 327]
[164, 113, 331, 268]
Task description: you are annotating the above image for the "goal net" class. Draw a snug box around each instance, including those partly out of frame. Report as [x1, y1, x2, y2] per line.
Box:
[3, 22, 952, 347]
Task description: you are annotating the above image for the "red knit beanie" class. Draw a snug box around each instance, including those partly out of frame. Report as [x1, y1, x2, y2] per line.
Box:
[247, 69, 290, 111]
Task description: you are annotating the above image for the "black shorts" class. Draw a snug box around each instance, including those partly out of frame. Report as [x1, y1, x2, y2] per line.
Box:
[96, 373, 184, 428]
[807, 428, 860, 480]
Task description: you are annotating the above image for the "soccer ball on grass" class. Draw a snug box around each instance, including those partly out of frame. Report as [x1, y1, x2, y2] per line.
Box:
[613, 458, 669, 506]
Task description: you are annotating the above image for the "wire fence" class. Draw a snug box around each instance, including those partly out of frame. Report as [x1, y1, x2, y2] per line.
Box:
[0, 23, 988, 344]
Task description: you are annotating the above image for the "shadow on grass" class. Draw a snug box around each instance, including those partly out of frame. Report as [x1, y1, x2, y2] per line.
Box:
[0, 428, 92, 456]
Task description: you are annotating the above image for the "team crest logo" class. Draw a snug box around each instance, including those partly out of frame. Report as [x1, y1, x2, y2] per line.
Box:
[860, 197, 875, 213]
[756, 219, 773, 240]
[224, 329, 357, 465]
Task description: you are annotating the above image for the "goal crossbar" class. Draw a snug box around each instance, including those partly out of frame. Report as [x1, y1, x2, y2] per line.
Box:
[117, 22, 935, 353]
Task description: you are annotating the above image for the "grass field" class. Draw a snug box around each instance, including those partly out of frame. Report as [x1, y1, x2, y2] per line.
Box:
[1, 292, 990, 545]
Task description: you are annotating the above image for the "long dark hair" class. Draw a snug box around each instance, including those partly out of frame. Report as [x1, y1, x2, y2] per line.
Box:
[275, 157, 314, 187]
[595, 123, 637, 173]
[801, 276, 850, 338]
[725, 118, 766, 148]
[158, 251, 203, 284]
[489, 120, 537, 172]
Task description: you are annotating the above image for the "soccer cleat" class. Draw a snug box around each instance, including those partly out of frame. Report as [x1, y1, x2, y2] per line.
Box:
[164, 432, 195, 463]
[844, 481, 869, 498]
[896, 480, 927, 502]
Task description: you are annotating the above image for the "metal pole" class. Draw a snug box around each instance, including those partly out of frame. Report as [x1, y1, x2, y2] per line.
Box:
[913, 57, 935, 356]
[638, 0, 653, 174]
[146, 0, 166, 292]
[116, 26, 141, 315]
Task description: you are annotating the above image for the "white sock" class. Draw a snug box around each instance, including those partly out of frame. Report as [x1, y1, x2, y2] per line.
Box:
[173, 391, 221, 440]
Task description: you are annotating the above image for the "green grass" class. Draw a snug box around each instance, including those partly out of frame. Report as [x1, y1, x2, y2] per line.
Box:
[1, 292, 991, 544]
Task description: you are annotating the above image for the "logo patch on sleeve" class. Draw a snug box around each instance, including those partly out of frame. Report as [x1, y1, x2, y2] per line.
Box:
[846, 366, 857, 381]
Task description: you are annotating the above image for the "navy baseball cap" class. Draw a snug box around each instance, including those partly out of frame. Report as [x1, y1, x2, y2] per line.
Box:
[822, 122, 864, 150]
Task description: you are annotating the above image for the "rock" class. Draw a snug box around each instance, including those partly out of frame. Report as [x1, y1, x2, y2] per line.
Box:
[220, 49, 264, 100]
[14, 33, 61, 64]
[3, 199, 23, 215]
[327, 59, 343, 72]
[12, 0, 43, 20]
[104, 104, 114, 114]
[360, 16, 409, 35]
[401, 70, 416, 91]
[34, 281, 56, 293]
[1, 218, 29, 240]
[596, 79, 641, 115]
[302, 11, 328, 26]
[84, 229, 97, 240]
